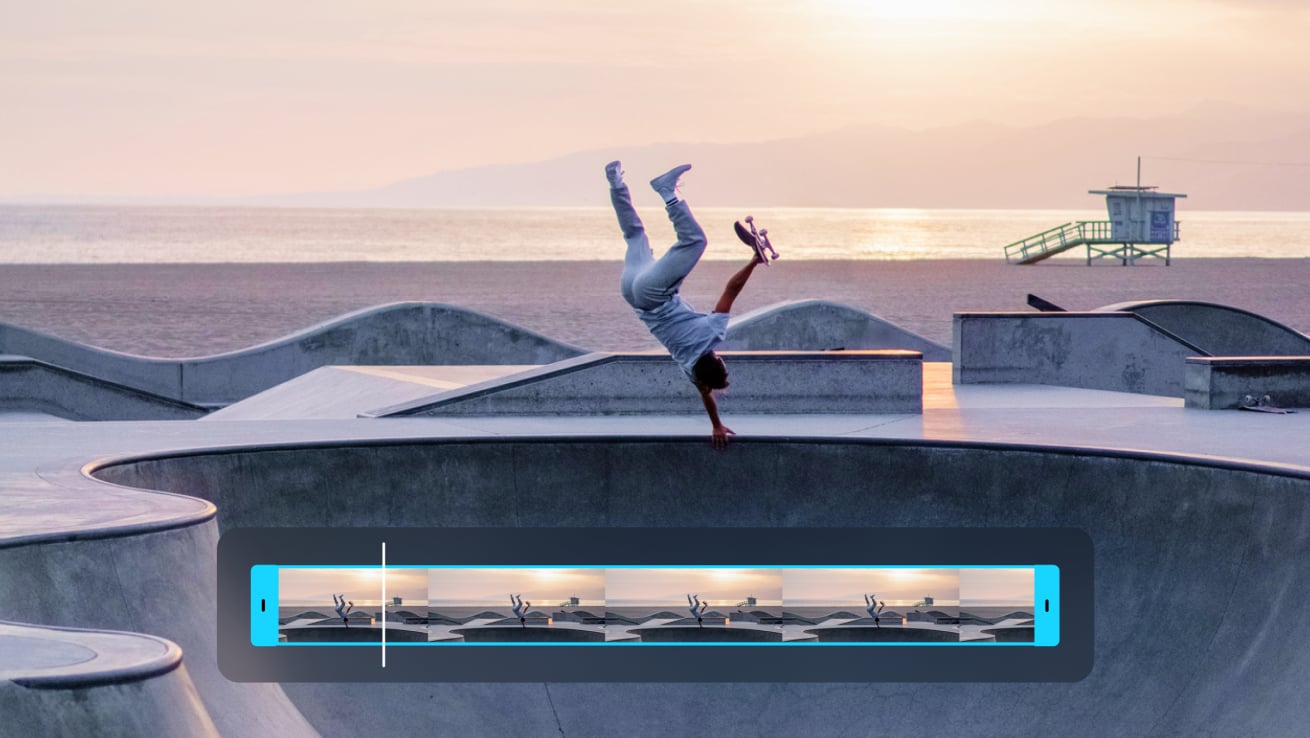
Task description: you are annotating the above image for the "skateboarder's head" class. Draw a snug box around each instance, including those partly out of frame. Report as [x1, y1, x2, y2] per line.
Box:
[692, 352, 728, 390]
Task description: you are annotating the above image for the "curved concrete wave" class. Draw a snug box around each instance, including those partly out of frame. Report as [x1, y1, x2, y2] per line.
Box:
[57, 436, 1310, 736]
[0, 303, 587, 407]
[723, 299, 952, 360]
[1095, 299, 1310, 356]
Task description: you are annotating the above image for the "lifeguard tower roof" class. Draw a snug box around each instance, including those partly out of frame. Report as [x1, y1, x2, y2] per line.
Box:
[1089, 186, 1187, 199]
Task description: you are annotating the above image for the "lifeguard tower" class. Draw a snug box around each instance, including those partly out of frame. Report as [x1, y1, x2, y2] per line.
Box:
[1004, 162, 1186, 265]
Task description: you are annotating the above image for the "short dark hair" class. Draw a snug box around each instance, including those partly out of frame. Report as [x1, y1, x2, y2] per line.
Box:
[692, 352, 728, 389]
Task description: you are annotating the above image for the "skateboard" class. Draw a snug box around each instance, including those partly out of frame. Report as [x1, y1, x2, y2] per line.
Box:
[734, 215, 780, 265]
[1239, 395, 1296, 414]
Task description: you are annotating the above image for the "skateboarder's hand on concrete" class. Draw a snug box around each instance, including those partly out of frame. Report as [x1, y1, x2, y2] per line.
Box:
[711, 424, 735, 450]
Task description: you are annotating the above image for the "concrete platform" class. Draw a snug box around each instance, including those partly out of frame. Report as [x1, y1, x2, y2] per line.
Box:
[1185, 356, 1310, 409]
[205, 365, 537, 420]
[6, 361, 1310, 736]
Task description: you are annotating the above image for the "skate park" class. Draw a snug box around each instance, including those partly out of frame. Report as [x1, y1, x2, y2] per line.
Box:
[4, 298, 1310, 736]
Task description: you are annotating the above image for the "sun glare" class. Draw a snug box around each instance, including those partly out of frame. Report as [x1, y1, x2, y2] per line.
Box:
[349, 569, 384, 587]
[819, 0, 995, 21]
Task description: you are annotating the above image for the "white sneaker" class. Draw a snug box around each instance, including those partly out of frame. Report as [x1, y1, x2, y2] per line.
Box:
[649, 164, 692, 201]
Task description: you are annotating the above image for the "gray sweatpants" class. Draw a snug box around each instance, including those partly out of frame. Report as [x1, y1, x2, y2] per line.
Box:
[611, 185, 708, 311]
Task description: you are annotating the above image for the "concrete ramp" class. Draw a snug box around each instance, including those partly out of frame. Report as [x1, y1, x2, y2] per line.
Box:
[1096, 299, 1310, 356]
[722, 299, 951, 360]
[366, 350, 923, 417]
[0, 356, 207, 421]
[0, 621, 218, 737]
[205, 365, 536, 420]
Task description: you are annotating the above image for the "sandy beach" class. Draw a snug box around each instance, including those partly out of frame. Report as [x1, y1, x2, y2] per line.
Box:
[2, 258, 1308, 356]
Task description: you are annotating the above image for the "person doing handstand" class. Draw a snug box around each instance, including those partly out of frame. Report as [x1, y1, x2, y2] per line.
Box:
[605, 161, 766, 449]
[333, 593, 354, 628]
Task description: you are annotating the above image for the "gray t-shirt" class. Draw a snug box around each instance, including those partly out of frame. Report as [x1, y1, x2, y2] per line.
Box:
[634, 295, 730, 381]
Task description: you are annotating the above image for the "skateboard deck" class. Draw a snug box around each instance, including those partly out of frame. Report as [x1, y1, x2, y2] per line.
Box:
[734, 216, 779, 265]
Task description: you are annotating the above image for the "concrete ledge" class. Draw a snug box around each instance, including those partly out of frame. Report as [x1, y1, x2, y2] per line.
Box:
[1185, 356, 1310, 409]
[0, 357, 208, 421]
[953, 312, 1206, 396]
[0, 302, 586, 407]
[723, 299, 952, 360]
[366, 350, 923, 417]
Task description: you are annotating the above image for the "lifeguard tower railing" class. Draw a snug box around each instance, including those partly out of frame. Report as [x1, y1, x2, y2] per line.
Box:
[1003, 220, 1181, 265]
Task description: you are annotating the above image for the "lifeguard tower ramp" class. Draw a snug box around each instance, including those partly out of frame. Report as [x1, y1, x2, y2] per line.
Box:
[1004, 184, 1186, 265]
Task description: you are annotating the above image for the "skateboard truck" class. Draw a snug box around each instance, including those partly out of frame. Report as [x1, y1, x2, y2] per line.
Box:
[734, 215, 780, 265]
[1240, 394, 1296, 414]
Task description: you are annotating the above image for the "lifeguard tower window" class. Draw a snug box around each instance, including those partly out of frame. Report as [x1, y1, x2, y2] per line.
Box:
[1002, 185, 1187, 266]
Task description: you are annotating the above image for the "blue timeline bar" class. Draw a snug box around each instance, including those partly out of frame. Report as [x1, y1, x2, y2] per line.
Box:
[218, 528, 1092, 682]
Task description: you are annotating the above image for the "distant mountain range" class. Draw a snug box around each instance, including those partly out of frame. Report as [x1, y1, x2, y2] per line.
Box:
[11, 102, 1309, 210]
[255, 102, 1307, 211]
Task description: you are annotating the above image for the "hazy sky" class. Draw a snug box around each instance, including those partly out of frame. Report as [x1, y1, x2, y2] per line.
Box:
[279, 567, 428, 604]
[3, 0, 1307, 197]
[959, 568, 1034, 606]
[427, 568, 605, 605]
[605, 568, 783, 606]
[782, 568, 960, 605]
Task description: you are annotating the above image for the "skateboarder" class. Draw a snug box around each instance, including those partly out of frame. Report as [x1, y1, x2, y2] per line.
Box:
[333, 593, 354, 628]
[605, 160, 766, 449]
[865, 593, 885, 628]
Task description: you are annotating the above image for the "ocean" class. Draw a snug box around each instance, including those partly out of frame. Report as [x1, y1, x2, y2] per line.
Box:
[3, 204, 1309, 264]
